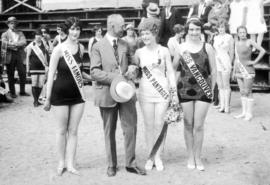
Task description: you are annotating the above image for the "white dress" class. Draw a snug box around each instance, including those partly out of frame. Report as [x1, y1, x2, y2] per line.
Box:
[229, 0, 245, 34]
[213, 33, 233, 73]
[246, 0, 267, 34]
[167, 36, 180, 57]
[137, 45, 170, 103]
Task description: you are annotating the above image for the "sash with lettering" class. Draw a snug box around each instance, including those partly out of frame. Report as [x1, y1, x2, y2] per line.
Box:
[141, 66, 170, 101]
[29, 42, 48, 67]
[235, 46, 253, 79]
[182, 50, 213, 99]
[62, 46, 85, 100]
[141, 49, 170, 100]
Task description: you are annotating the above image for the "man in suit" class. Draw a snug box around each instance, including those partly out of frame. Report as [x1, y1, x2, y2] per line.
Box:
[159, 0, 182, 46]
[1, 17, 29, 98]
[187, 0, 212, 24]
[90, 14, 146, 177]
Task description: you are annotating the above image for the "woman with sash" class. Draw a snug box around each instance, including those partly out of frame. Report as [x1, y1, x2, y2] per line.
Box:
[173, 17, 216, 171]
[134, 17, 177, 171]
[26, 29, 49, 107]
[213, 21, 234, 113]
[44, 17, 86, 176]
[233, 26, 265, 121]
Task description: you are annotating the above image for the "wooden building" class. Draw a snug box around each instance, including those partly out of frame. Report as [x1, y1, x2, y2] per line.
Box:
[0, 0, 269, 90]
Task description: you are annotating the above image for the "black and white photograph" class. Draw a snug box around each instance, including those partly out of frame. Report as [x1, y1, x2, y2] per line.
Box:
[1, 0, 270, 185]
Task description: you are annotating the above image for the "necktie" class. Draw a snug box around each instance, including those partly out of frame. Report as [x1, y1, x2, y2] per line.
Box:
[113, 39, 119, 63]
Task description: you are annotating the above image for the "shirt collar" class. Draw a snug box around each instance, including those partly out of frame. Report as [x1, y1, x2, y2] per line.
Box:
[8, 28, 17, 33]
[106, 33, 118, 46]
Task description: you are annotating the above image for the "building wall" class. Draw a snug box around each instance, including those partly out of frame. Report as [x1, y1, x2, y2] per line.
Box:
[42, 0, 195, 11]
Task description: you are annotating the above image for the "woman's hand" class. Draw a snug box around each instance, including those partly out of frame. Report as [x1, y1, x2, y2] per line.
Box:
[43, 99, 51, 111]
[247, 61, 255, 66]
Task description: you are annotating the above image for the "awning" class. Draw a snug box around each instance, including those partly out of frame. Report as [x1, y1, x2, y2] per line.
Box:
[41, 0, 195, 11]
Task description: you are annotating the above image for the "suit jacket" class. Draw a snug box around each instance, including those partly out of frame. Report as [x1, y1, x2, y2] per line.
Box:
[1, 29, 26, 65]
[191, 3, 212, 24]
[90, 35, 134, 107]
[159, 7, 182, 46]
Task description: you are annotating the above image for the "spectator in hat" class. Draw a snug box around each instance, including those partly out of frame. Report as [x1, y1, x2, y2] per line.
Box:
[1, 16, 29, 98]
[146, 2, 160, 19]
[122, 24, 138, 58]
[141, 0, 160, 18]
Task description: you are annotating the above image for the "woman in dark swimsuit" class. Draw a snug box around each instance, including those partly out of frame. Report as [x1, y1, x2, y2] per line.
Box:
[173, 17, 216, 171]
[52, 23, 68, 48]
[44, 17, 86, 176]
[25, 29, 49, 107]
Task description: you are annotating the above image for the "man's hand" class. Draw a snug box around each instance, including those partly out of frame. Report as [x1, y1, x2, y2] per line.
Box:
[124, 65, 139, 81]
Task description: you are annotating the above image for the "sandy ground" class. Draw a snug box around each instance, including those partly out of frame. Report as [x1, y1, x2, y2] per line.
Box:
[0, 84, 270, 185]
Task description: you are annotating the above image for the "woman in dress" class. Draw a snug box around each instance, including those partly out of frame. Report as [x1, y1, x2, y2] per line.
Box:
[213, 21, 234, 113]
[245, 0, 267, 49]
[173, 17, 216, 171]
[26, 29, 49, 107]
[122, 24, 138, 58]
[233, 26, 265, 121]
[228, 0, 246, 40]
[88, 25, 103, 57]
[134, 18, 177, 171]
[52, 23, 68, 48]
[44, 17, 86, 176]
[167, 24, 185, 58]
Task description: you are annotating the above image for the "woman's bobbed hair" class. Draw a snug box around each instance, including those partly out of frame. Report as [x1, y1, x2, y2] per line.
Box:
[63, 17, 82, 34]
[184, 17, 204, 34]
[138, 17, 161, 35]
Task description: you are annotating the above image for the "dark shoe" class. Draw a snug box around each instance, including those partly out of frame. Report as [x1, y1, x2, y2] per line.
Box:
[33, 101, 39, 107]
[126, 166, 146, 175]
[107, 167, 117, 177]
[10, 94, 17, 98]
[3, 93, 14, 103]
[20, 92, 30, 96]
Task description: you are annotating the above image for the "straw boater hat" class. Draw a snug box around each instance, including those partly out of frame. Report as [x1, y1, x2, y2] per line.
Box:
[146, 3, 160, 16]
[110, 76, 136, 103]
[125, 24, 135, 30]
[6, 17, 17, 24]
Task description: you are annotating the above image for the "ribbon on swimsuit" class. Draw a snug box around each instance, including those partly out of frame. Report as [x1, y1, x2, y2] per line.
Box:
[29, 42, 48, 67]
[235, 46, 253, 79]
[182, 50, 213, 99]
[62, 45, 85, 101]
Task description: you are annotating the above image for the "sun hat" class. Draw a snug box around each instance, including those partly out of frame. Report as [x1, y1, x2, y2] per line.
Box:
[125, 24, 135, 31]
[6, 17, 17, 24]
[146, 3, 160, 16]
[110, 76, 136, 103]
